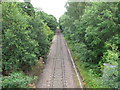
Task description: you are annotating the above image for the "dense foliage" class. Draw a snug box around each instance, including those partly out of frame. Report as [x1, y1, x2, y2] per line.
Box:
[2, 2, 57, 87]
[59, 2, 119, 88]
[2, 72, 37, 88]
[38, 11, 58, 32]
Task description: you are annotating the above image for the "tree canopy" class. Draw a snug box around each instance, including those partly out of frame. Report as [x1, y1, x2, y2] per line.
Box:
[2, 2, 57, 75]
[59, 2, 119, 88]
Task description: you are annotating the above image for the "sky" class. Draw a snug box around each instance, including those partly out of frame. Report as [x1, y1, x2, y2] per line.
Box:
[20, 0, 68, 20]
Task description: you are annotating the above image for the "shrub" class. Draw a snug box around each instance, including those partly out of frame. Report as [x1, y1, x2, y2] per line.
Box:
[101, 43, 119, 88]
[2, 72, 37, 88]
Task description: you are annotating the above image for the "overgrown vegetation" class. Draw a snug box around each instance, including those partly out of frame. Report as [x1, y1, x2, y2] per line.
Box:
[2, 72, 37, 88]
[2, 2, 57, 88]
[59, 2, 120, 88]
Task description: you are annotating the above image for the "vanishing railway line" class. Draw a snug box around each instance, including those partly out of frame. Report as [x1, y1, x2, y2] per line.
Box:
[50, 32, 66, 87]
[36, 30, 83, 88]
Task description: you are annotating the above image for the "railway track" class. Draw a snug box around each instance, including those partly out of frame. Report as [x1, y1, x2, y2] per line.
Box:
[36, 30, 83, 88]
[50, 33, 66, 88]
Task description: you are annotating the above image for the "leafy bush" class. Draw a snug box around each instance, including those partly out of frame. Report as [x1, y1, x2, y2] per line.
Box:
[101, 43, 119, 88]
[2, 72, 37, 88]
[43, 24, 54, 42]
[102, 63, 118, 88]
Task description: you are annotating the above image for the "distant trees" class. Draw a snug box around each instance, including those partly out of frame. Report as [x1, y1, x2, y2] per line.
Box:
[39, 11, 58, 32]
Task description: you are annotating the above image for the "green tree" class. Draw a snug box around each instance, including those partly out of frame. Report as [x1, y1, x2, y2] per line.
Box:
[2, 2, 55, 74]
[39, 11, 58, 32]
[59, 2, 119, 88]
[2, 2, 39, 73]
